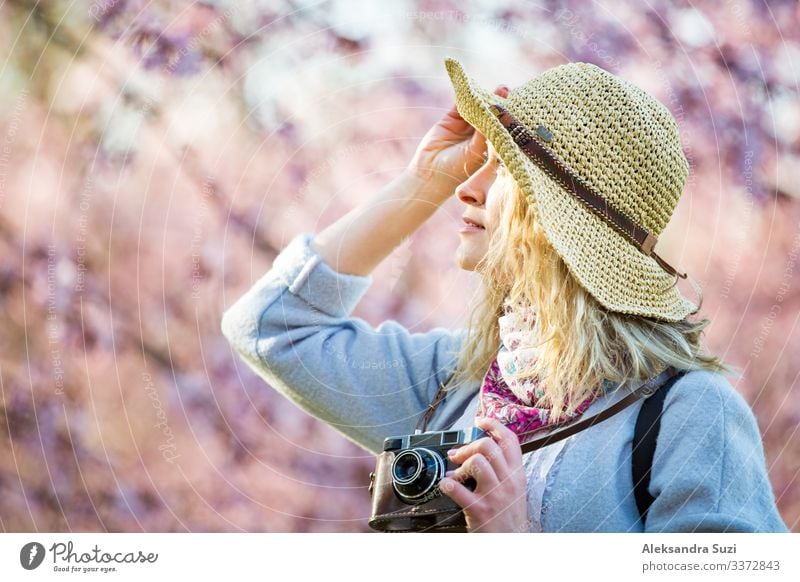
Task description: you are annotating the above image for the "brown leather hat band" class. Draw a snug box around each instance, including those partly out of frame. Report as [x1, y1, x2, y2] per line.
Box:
[490, 103, 686, 281]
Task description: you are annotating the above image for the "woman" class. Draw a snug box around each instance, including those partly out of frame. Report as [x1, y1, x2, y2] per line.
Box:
[221, 57, 788, 533]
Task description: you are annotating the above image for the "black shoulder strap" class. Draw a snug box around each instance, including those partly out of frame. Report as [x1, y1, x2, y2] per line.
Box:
[632, 370, 687, 525]
[517, 366, 681, 454]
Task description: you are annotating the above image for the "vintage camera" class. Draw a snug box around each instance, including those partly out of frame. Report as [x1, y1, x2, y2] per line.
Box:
[368, 427, 488, 532]
[369, 427, 488, 532]
[385, 426, 487, 503]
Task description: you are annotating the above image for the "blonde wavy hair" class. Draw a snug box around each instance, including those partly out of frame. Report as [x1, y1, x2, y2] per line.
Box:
[443, 169, 739, 421]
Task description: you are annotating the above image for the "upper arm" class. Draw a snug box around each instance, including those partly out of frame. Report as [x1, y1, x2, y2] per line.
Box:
[644, 371, 788, 532]
[221, 232, 464, 455]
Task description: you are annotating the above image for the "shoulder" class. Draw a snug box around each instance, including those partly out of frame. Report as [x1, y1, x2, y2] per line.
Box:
[658, 368, 763, 457]
[647, 369, 788, 532]
[665, 369, 752, 419]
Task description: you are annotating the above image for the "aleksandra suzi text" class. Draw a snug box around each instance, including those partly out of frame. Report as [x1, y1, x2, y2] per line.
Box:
[642, 544, 736, 554]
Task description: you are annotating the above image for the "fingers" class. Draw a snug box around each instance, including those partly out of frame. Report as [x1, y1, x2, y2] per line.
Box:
[447, 423, 514, 484]
[438, 474, 478, 509]
[447, 83, 508, 133]
[493, 84, 510, 98]
[443, 102, 474, 135]
[439, 450, 501, 507]
[446, 83, 509, 175]
[437, 417, 527, 530]
[453, 417, 522, 473]
[476, 416, 524, 468]
[449, 451, 502, 492]
[443, 101, 462, 120]
[465, 129, 488, 166]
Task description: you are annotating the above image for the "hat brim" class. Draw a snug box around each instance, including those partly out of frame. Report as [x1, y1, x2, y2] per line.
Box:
[444, 57, 699, 322]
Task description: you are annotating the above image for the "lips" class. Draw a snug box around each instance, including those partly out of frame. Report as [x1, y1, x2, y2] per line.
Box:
[462, 216, 485, 229]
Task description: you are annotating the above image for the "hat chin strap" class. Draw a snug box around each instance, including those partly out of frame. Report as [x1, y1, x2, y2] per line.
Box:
[490, 104, 688, 286]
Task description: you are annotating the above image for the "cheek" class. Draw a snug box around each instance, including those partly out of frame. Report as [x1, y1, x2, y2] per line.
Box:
[485, 199, 503, 235]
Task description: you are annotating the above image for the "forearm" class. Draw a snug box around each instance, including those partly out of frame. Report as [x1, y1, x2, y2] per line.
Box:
[310, 169, 450, 276]
[220, 231, 463, 456]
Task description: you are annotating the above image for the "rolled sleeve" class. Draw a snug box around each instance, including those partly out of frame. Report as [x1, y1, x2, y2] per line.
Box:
[221, 232, 463, 455]
[271, 232, 374, 318]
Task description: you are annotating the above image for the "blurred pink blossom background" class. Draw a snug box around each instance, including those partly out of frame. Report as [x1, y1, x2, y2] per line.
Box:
[0, 0, 798, 532]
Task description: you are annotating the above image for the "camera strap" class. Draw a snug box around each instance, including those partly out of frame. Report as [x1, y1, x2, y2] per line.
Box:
[378, 366, 685, 533]
[418, 366, 683, 453]
[415, 378, 451, 433]
[516, 366, 682, 454]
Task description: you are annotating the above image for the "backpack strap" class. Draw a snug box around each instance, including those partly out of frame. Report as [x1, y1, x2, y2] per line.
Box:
[632, 370, 687, 526]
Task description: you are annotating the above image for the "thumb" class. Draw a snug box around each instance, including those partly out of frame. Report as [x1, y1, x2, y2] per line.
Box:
[465, 129, 488, 165]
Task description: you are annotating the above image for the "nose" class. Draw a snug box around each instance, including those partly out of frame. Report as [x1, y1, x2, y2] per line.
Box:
[455, 170, 488, 207]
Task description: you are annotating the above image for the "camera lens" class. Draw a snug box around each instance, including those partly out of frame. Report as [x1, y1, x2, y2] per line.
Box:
[393, 454, 420, 481]
[391, 448, 445, 504]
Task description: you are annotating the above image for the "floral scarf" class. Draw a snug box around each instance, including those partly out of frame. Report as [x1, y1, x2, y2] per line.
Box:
[475, 301, 598, 441]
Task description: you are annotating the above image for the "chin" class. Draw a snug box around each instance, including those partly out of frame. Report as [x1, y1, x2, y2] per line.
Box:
[455, 248, 481, 272]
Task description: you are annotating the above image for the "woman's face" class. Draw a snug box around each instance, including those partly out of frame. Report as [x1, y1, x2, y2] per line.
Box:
[455, 139, 507, 271]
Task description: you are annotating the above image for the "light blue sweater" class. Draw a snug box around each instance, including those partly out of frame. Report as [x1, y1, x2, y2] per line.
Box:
[221, 232, 789, 532]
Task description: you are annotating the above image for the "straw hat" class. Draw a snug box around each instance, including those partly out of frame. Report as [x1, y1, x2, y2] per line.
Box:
[444, 57, 701, 322]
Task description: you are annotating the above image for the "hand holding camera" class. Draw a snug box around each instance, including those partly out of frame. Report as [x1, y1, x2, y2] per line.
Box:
[368, 416, 529, 532]
[438, 416, 530, 533]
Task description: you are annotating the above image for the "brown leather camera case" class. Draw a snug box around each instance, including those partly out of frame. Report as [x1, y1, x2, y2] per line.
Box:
[368, 450, 468, 533]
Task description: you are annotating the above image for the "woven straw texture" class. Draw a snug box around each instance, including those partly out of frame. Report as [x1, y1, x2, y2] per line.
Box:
[444, 57, 699, 322]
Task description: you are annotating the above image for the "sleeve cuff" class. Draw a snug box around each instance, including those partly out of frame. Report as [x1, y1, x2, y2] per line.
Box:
[270, 232, 373, 318]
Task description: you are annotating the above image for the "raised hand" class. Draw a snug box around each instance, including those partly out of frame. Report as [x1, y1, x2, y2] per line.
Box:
[407, 85, 510, 203]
